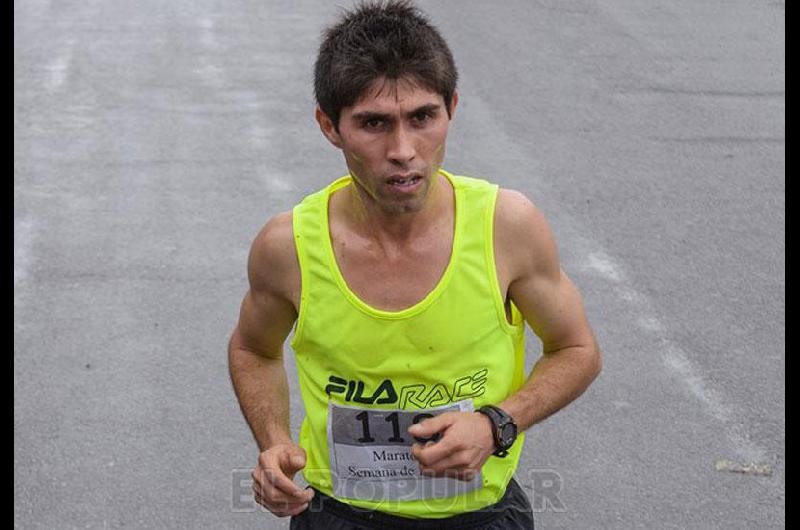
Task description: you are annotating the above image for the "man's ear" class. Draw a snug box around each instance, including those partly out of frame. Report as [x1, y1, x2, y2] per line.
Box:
[315, 107, 343, 149]
[448, 90, 458, 120]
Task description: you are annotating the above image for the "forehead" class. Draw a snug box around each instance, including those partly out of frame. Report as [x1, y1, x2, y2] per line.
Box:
[348, 77, 444, 115]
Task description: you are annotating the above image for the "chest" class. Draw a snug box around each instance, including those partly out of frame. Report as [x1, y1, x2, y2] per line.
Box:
[328, 220, 513, 315]
[329, 223, 453, 312]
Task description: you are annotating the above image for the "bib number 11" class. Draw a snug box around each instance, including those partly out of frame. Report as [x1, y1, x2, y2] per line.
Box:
[354, 411, 441, 444]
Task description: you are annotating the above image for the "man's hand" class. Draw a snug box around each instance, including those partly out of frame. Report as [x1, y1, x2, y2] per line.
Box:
[251, 443, 315, 517]
[408, 411, 495, 482]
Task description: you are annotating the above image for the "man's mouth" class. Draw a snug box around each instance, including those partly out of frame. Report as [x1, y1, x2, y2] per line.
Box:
[386, 174, 423, 188]
[389, 175, 422, 187]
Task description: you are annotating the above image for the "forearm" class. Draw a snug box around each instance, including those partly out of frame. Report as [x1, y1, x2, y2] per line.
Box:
[229, 346, 293, 452]
[498, 343, 601, 431]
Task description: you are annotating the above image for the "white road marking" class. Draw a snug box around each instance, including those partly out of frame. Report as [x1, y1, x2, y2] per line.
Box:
[581, 240, 767, 462]
[249, 124, 269, 149]
[43, 39, 75, 92]
[198, 16, 217, 49]
[196, 17, 223, 88]
[14, 217, 34, 287]
[265, 173, 294, 192]
[585, 252, 622, 282]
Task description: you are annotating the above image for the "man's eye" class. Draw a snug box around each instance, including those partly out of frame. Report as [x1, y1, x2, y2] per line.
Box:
[364, 119, 385, 129]
[413, 113, 432, 123]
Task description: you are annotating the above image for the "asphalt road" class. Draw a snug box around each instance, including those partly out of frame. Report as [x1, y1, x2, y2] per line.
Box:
[15, 1, 784, 528]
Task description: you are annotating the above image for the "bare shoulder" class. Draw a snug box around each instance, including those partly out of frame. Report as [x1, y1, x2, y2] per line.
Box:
[230, 211, 299, 357]
[494, 189, 598, 353]
[247, 211, 300, 306]
[494, 188, 560, 283]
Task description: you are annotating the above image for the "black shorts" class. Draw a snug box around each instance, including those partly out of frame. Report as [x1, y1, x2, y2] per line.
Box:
[290, 477, 535, 530]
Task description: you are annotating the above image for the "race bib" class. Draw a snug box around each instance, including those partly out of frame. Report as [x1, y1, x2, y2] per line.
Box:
[327, 399, 483, 501]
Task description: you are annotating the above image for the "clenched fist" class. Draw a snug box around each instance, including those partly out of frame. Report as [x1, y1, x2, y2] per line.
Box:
[251, 443, 315, 517]
[409, 411, 495, 482]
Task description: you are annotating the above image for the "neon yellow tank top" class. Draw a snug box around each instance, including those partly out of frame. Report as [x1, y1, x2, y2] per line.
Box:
[290, 168, 527, 519]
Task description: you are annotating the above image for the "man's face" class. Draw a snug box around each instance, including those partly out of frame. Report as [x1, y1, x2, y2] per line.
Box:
[317, 77, 458, 215]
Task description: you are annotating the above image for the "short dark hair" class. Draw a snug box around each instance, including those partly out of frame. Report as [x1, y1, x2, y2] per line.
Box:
[314, 0, 458, 131]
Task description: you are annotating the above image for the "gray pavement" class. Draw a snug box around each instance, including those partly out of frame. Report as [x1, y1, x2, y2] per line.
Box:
[15, 1, 784, 528]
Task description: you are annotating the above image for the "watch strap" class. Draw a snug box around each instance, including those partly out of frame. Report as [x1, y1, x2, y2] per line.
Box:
[477, 405, 514, 458]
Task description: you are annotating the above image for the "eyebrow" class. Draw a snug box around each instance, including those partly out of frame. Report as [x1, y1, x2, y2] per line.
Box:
[351, 103, 442, 122]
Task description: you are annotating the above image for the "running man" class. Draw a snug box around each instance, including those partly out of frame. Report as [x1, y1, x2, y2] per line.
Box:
[229, 2, 602, 528]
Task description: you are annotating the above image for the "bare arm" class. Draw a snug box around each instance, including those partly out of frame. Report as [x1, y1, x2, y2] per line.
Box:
[228, 211, 300, 452]
[495, 190, 602, 431]
[410, 190, 602, 480]
[229, 212, 315, 517]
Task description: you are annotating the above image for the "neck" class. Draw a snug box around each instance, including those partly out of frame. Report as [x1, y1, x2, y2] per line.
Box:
[345, 172, 451, 246]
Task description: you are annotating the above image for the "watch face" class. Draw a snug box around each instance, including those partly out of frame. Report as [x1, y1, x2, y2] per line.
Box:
[500, 423, 517, 446]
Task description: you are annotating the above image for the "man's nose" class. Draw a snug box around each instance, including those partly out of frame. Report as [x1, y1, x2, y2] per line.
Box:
[386, 124, 416, 165]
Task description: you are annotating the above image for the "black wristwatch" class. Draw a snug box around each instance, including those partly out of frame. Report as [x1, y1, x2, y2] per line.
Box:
[476, 404, 518, 458]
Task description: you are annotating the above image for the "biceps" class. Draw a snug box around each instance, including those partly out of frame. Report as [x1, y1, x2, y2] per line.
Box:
[233, 289, 297, 358]
[509, 269, 594, 352]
